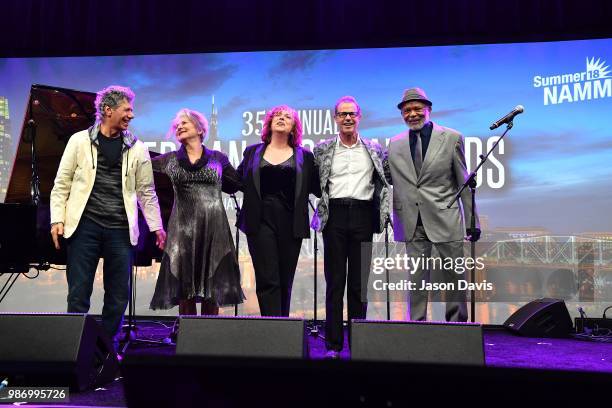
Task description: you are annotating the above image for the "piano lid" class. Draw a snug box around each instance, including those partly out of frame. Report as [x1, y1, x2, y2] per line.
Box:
[4, 84, 96, 204]
[2, 84, 176, 266]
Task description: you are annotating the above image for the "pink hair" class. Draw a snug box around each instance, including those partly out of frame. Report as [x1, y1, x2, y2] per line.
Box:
[260, 105, 302, 147]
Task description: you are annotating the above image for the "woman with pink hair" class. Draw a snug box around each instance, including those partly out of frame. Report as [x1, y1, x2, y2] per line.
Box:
[237, 105, 321, 317]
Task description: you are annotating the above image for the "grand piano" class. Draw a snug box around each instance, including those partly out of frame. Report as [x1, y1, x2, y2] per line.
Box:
[2, 84, 170, 275]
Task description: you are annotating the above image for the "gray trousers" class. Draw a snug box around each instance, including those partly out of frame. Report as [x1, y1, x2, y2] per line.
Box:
[406, 225, 468, 322]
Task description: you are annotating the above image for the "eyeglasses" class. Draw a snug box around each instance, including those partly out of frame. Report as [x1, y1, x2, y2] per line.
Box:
[336, 112, 359, 118]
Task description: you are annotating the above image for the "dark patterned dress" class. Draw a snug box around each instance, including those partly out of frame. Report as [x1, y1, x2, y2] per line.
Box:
[150, 145, 245, 309]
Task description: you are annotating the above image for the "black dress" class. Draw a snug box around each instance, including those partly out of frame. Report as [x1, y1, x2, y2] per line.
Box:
[150, 145, 245, 310]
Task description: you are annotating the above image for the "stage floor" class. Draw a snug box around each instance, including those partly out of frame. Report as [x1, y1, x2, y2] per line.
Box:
[8, 319, 612, 407]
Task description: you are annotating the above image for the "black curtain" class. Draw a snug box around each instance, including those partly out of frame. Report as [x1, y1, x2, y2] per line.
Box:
[1, 0, 612, 57]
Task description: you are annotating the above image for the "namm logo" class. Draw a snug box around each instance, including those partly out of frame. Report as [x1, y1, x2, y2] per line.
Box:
[533, 57, 611, 105]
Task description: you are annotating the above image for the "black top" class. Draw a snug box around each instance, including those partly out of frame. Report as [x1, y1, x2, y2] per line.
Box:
[83, 133, 128, 229]
[408, 122, 433, 227]
[260, 155, 296, 210]
[409, 121, 433, 162]
[97, 131, 123, 167]
[236, 143, 321, 238]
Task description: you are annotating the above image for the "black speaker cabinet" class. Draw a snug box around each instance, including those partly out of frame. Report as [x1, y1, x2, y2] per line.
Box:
[176, 316, 307, 358]
[504, 298, 573, 337]
[0, 203, 36, 272]
[0, 313, 119, 391]
[350, 320, 484, 365]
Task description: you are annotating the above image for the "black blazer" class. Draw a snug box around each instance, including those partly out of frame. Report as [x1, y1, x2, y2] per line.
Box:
[236, 143, 321, 239]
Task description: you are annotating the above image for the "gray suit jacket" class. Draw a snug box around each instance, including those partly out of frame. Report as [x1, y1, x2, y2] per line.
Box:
[312, 136, 390, 234]
[384, 122, 479, 243]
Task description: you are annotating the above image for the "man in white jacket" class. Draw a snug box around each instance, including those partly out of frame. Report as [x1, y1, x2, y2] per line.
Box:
[50, 85, 166, 346]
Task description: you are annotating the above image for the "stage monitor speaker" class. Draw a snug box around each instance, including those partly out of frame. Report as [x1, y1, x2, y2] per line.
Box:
[503, 298, 573, 337]
[350, 320, 484, 365]
[176, 316, 306, 358]
[0, 313, 119, 391]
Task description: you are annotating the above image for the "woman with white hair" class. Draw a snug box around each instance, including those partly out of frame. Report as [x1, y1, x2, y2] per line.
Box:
[150, 108, 244, 315]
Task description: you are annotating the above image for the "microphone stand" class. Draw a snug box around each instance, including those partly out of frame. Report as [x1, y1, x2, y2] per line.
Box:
[27, 97, 40, 205]
[121, 265, 167, 353]
[0, 102, 41, 302]
[384, 216, 393, 320]
[230, 194, 241, 317]
[448, 121, 514, 323]
[307, 200, 324, 339]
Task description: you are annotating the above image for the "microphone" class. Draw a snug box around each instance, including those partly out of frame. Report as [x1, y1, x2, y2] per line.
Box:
[489, 105, 524, 130]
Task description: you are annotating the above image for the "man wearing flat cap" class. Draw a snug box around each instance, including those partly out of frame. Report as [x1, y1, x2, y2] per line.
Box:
[384, 87, 480, 322]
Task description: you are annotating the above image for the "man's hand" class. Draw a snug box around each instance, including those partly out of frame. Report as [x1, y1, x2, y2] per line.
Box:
[466, 227, 481, 242]
[50, 223, 64, 250]
[155, 229, 167, 250]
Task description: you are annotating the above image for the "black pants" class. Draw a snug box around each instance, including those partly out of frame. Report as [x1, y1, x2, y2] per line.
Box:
[323, 199, 374, 351]
[247, 197, 303, 317]
[66, 217, 134, 342]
